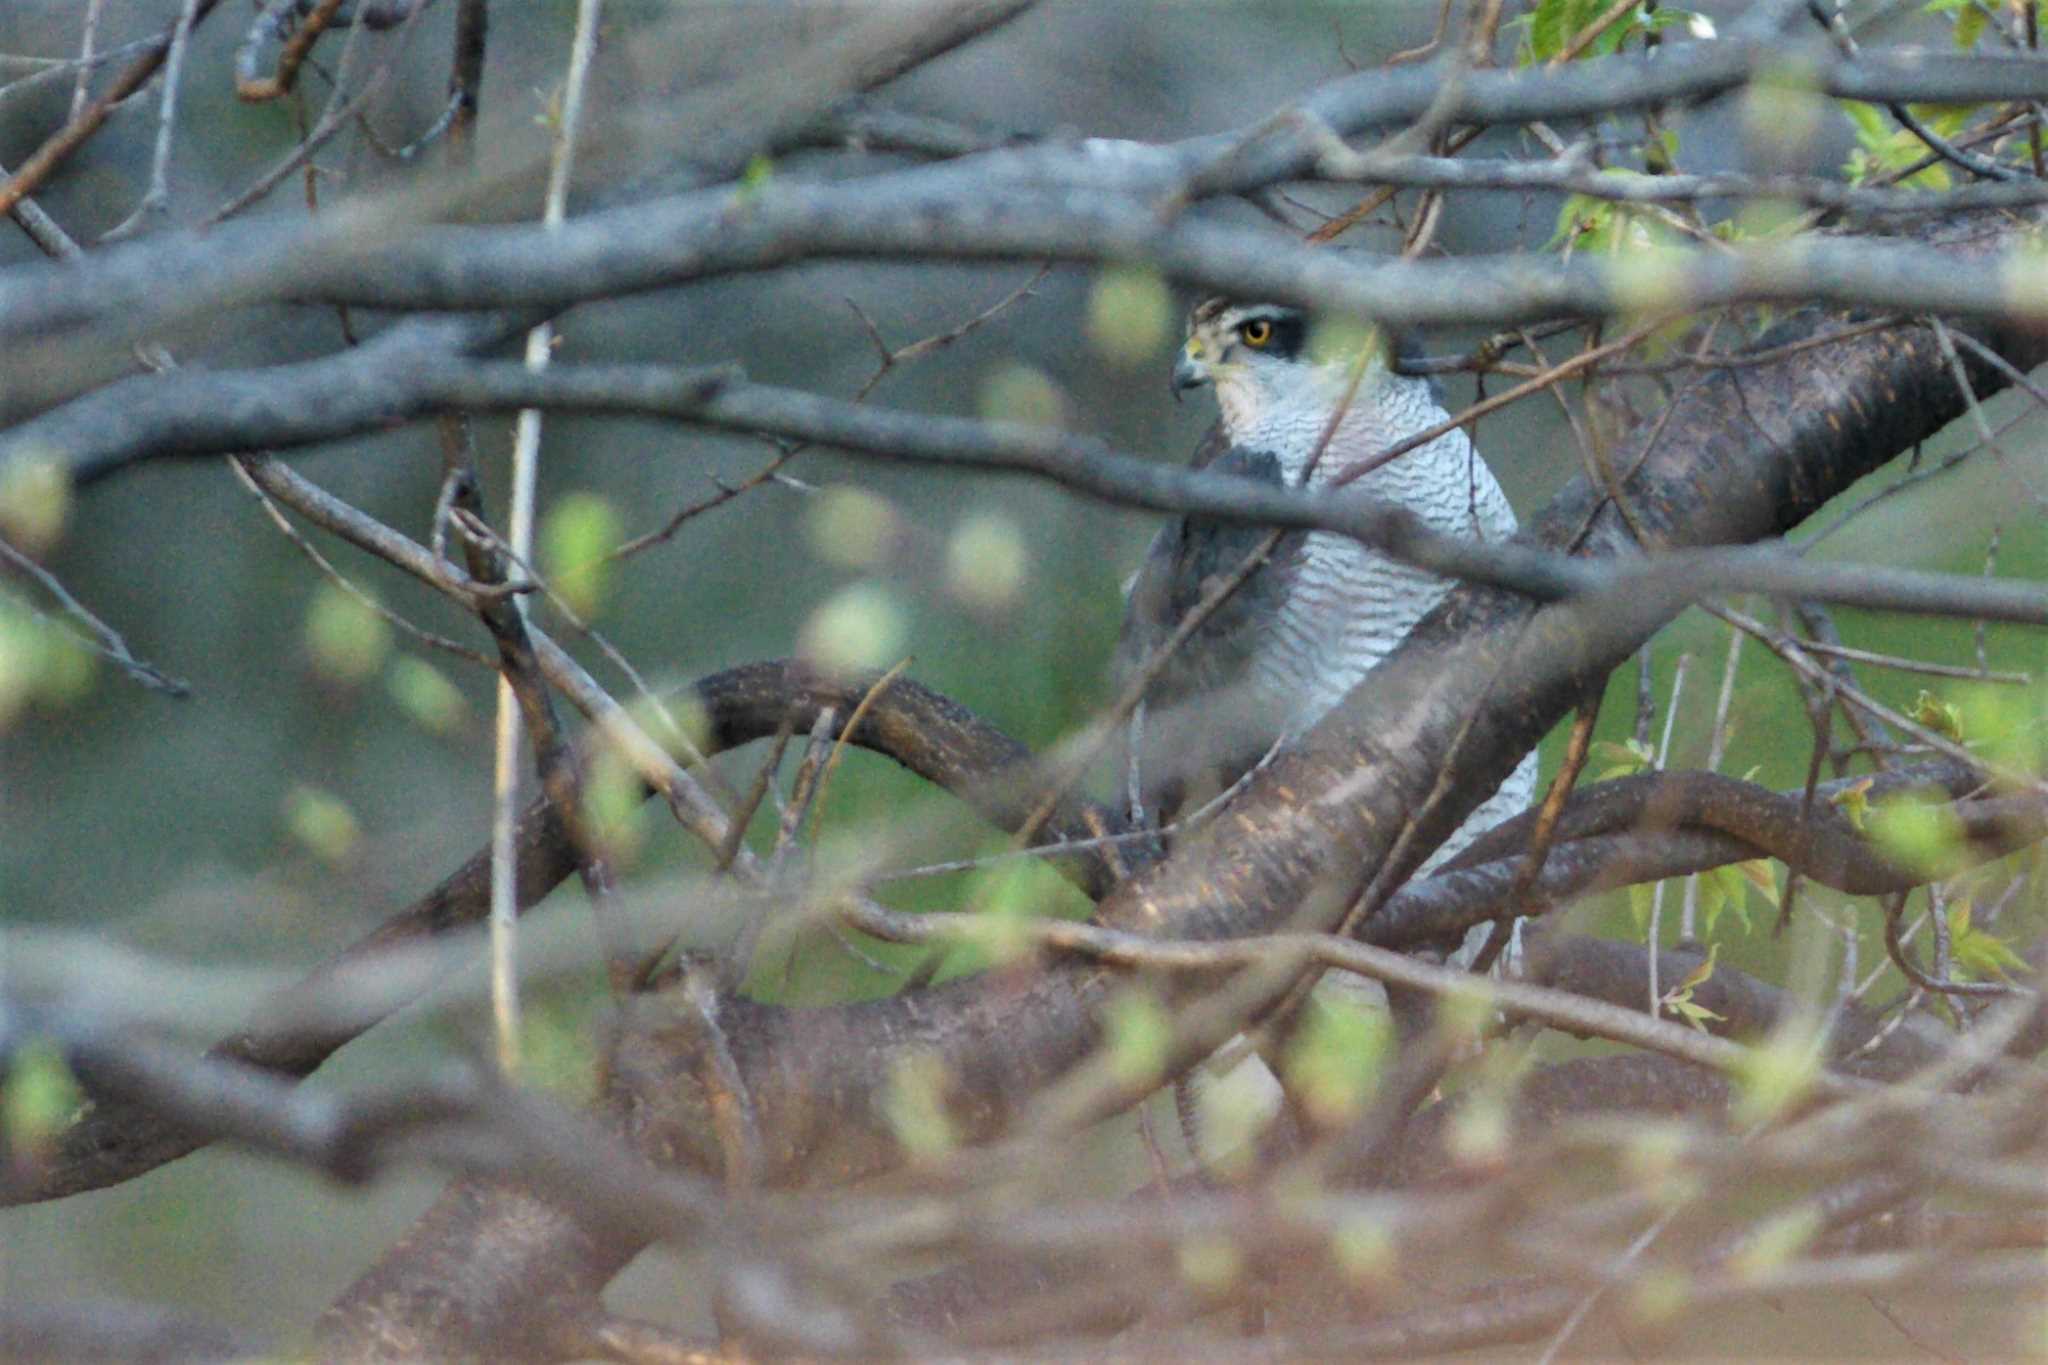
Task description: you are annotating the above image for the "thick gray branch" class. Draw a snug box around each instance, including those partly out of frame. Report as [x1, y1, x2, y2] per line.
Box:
[318, 212, 2048, 1358]
[2, 41, 2045, 374]
[16, 350, 2048, 629]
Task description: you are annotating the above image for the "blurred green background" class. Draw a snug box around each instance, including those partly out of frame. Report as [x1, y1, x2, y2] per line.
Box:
[1, 0, 2043, 1353]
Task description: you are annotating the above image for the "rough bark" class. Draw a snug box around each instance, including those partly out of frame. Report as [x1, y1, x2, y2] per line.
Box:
[319, 210, 2048, 1360]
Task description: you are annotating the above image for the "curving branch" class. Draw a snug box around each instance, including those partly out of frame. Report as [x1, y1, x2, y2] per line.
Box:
[11, 11, 2048, 1352]
[314, 205, 2048, 1358]
[0, 660, 1122, 1207]
[3, 36, 2046, 374]
[1371, 760, 2048, 953]
[16, 349, 2048, 631]
[12, 181, 2048, 383]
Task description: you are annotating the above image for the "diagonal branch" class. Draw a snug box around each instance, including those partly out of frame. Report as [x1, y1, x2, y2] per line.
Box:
[316, 210, 2048, 1359]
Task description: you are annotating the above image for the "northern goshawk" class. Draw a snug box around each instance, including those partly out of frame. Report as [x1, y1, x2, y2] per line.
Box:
[1122, 296, 1540, 1146]
[1119, 297, 1537, 887]
[1115, 298, 1538, 1139]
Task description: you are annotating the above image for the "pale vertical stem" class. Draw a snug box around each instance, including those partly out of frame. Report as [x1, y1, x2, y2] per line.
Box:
[1643, 651, 1690, 1015]
[70, 0, 107, 121]
[488, 0, 607, 1075]
[99, 0, 202, 240]
[487, 684, 525, 1073]
[1680, 615, 1744, 940]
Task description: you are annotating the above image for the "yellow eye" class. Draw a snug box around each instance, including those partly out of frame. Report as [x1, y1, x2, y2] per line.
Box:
[1239, 318, 1273, 348]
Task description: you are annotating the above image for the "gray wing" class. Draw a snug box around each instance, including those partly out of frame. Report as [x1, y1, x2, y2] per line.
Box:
[1116, 426, 1306, 820]
[1114, 432, 1305, 709]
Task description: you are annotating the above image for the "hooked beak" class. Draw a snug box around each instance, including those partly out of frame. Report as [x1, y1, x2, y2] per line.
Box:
[1171, 350, 1209, 401]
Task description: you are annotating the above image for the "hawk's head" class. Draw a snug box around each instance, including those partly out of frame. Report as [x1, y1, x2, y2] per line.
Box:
[1172, 298, 1393, 438]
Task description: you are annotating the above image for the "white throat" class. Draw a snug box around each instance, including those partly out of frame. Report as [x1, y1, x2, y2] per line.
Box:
[1216, 364, 1410, 487]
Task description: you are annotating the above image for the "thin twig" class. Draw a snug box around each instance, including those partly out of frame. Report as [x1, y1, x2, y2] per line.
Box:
[803, 659, 914, 851]
[0, 0, 230, 221]
[99, 0, 205, 243]
[69, 0, 108, 122]
[1682, 614, 1746, 940]
[228, 457, 491, 667]
[487, 0, 607, 1071]
[236, 0, 347, 102]
[1797, 637, 2027, 685]
[0, 537, 190, 697]
[717, 718, 796, 874]
[773, 708, 838, 872]
[611, 448, 800, 561]
[1645, 652, 1691, 1011]
[1474, 694, 1601, 973]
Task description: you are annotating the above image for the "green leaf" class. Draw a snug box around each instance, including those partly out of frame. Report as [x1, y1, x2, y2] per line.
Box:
[3, 1039, 83, 1158]
[0, 600, 95, 729]
[580, 744, 649, 866]
[952, 855, 1047, 971]
[806, 485, 901, 570]
[1953, 682, 2043, 776]
[1911, 688, 1965, 741]
[518, 999, 596, 1102]
[977, 362, 1067, 428]
[0, 456, 71, 556]
[304, 582, 391, 685]
[1549, 193, 1612, 252]
[1830, 777, 1874, 832]
[1912, 103, 1975, 140]
[947, 512, 1030, 612]
[1706, 862, 1757, 935]
[386, 657, 469, 736]
[540, 491, 625, 621]
[284, 784, 361, 865]
[1526, 0, 1578, 61]
[1735, 859, 1781, 912]
[798, 582, 908, 675]
[1952, 3, 1986, 49]
[1730, 1207, 1824, 1282]
[1105, 989, 1171, 1089]
[1660, 943, 1725, 1032]
[1192, 1059, 1279, 1178]
[1666, 995, 1726, 1031]
[1839, 100, 1954, 189]
[1642, 6, 1706, 34]
[1697, 866, 1729, 937]
[1593, 737, 1656, 783]
[883, 1052, 956, 1160]
[1949, 900, 2029, 981]
[1868, 799, 1966, 877]
[1839, 99, 1889, 145]
[1526, 0, 1624, 61]
[1086, 266, 1173, 366]
[1282, 996, 1394, 1127]
[1731, 1029, 1822, 1126]
[1549, 180, 1673, 258]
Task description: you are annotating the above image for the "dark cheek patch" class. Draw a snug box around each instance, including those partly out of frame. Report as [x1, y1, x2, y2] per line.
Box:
[1269, 314, 1307, 360]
